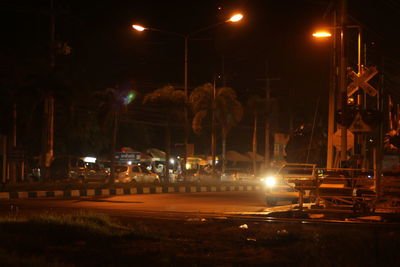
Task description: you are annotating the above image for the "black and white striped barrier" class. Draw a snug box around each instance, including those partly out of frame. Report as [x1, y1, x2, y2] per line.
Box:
[0, 184, 262, 200]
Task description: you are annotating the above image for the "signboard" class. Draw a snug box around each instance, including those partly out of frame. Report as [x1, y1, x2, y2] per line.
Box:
[333, 130, 354, 151]
[114, 152, 141, 163]
[7, 148, 26, 161]
[348, 112, 372, 133]
[347, 66, 378, 97]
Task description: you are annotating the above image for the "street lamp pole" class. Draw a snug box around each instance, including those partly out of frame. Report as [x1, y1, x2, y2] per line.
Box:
[133, 13, 243, 99]
[132, 13, 243, 175]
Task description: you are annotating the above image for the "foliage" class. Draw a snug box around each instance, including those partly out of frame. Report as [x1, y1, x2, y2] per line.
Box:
[190, 83, 243, 137]
[143, 85, 186, 179]
[143, 85, 186, 111]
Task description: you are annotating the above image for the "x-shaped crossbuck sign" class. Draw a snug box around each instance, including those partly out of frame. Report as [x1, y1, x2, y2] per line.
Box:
[347, 66, 378, 97]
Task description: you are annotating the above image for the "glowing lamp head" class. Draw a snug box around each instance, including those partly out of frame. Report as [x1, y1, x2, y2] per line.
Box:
[312, 31, 332, 38]
[132, 25, 145, 31]
[228, 13, 243, 22]
[83, 157, 96, 163]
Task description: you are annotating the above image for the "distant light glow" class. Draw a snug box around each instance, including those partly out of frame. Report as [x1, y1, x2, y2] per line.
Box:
[228, 13, 243, 22]
[312, 31, 332, 38]
[132, 25, 145, 31]
[123, 91, 136, 105]
[127, 161, 132, 165]
[186, 163, 190, 169]
[264, 176, 277, 187]
[83, 157, 96, 163]
[170, 158, 175, 164]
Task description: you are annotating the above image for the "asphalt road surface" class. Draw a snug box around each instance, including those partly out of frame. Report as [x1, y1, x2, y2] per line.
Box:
[0, 191, 287, 219]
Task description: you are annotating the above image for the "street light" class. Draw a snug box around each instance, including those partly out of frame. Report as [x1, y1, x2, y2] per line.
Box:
[132, 12, 243, 97]
[312, 25, 362, 169]
[132, 13, 243, 174]
[312, 31, 332, 38]
[132, 25, 145, 32]
[312, 29, 336, 169]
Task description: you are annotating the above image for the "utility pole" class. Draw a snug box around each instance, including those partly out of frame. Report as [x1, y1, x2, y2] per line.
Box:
[1, 136, 6, 183]
[339, 0, 348, 164]
[211, 79, 216, 174]
[265, 66, 271, 170]
[261, 61, 280, 171]
[42, 0, 55, 180]
[252, 113, 258, 175]
[326, 10, 337, 169]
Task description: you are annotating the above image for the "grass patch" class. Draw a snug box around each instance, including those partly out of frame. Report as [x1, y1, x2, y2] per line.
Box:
[0, 211, 161, 265]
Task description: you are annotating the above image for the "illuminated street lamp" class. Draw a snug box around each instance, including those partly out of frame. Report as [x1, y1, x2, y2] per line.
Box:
[228, 13, 243, 22]
[131, 25, 145, 32]
[132, 13, 243, 174]
[132, 12, 243, 97]
[312, 31, 332, 38]
[312, 25, 362, 169]
[312, 29, 336, 169]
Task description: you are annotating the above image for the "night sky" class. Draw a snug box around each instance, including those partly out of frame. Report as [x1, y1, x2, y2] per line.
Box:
[1, 0, 399, 156]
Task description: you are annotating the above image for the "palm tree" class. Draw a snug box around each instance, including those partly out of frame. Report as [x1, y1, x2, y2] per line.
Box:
[143, 85, 186, 182]
[94, 86, 135, 180]
[190, 83, 243, 174]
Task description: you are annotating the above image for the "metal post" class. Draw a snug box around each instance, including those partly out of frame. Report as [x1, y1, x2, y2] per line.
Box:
[265, 61, 270, 170]
[339, 0, 348, 163]
[1, 136, 6, 183]
[211, 79, 216, 174]
[252, 114, 258, 175]
[327, 11, 337, 169]
[10, 103, 17, 183]
[184, 36, 188, 98]
[183, 36, 189, 177]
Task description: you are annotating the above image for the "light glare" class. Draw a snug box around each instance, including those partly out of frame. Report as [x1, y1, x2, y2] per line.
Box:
[229, 13, 243, 22]
[312, 31, 332, 38]
[83, 157, 96, 163]
[132, 25, 145, 31]
[264, 176, 277, 187]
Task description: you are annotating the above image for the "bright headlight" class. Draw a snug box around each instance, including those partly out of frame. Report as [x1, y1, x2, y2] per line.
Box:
[264, 176, 277, 187]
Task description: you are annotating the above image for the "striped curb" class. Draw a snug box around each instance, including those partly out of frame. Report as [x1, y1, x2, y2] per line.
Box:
[0, 184, 261, 200]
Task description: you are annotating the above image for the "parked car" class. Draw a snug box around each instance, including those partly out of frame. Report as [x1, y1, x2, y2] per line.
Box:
[222, 169, 256, 182]
[50, 156, 109, 183]
[114, 164, 160, 183]
[83, 162, 110, 183]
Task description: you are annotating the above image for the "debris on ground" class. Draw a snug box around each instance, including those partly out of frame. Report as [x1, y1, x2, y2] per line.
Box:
[239, 224, 248, 229]
[308, 213, 324, 219]
[356, 216, 382, 222]
[277, 229, 288, 235]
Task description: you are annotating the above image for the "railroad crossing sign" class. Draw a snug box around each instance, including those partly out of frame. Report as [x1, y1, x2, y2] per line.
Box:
[348, 112, 372, 133]
[333, 130, 354, 151]
[347, 66, 378, 97]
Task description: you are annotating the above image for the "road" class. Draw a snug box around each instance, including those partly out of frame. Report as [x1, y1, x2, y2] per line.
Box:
[0, 191, 286, 219]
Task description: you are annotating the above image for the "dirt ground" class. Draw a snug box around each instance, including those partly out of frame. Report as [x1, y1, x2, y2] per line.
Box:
[2, 210, 400, 267]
